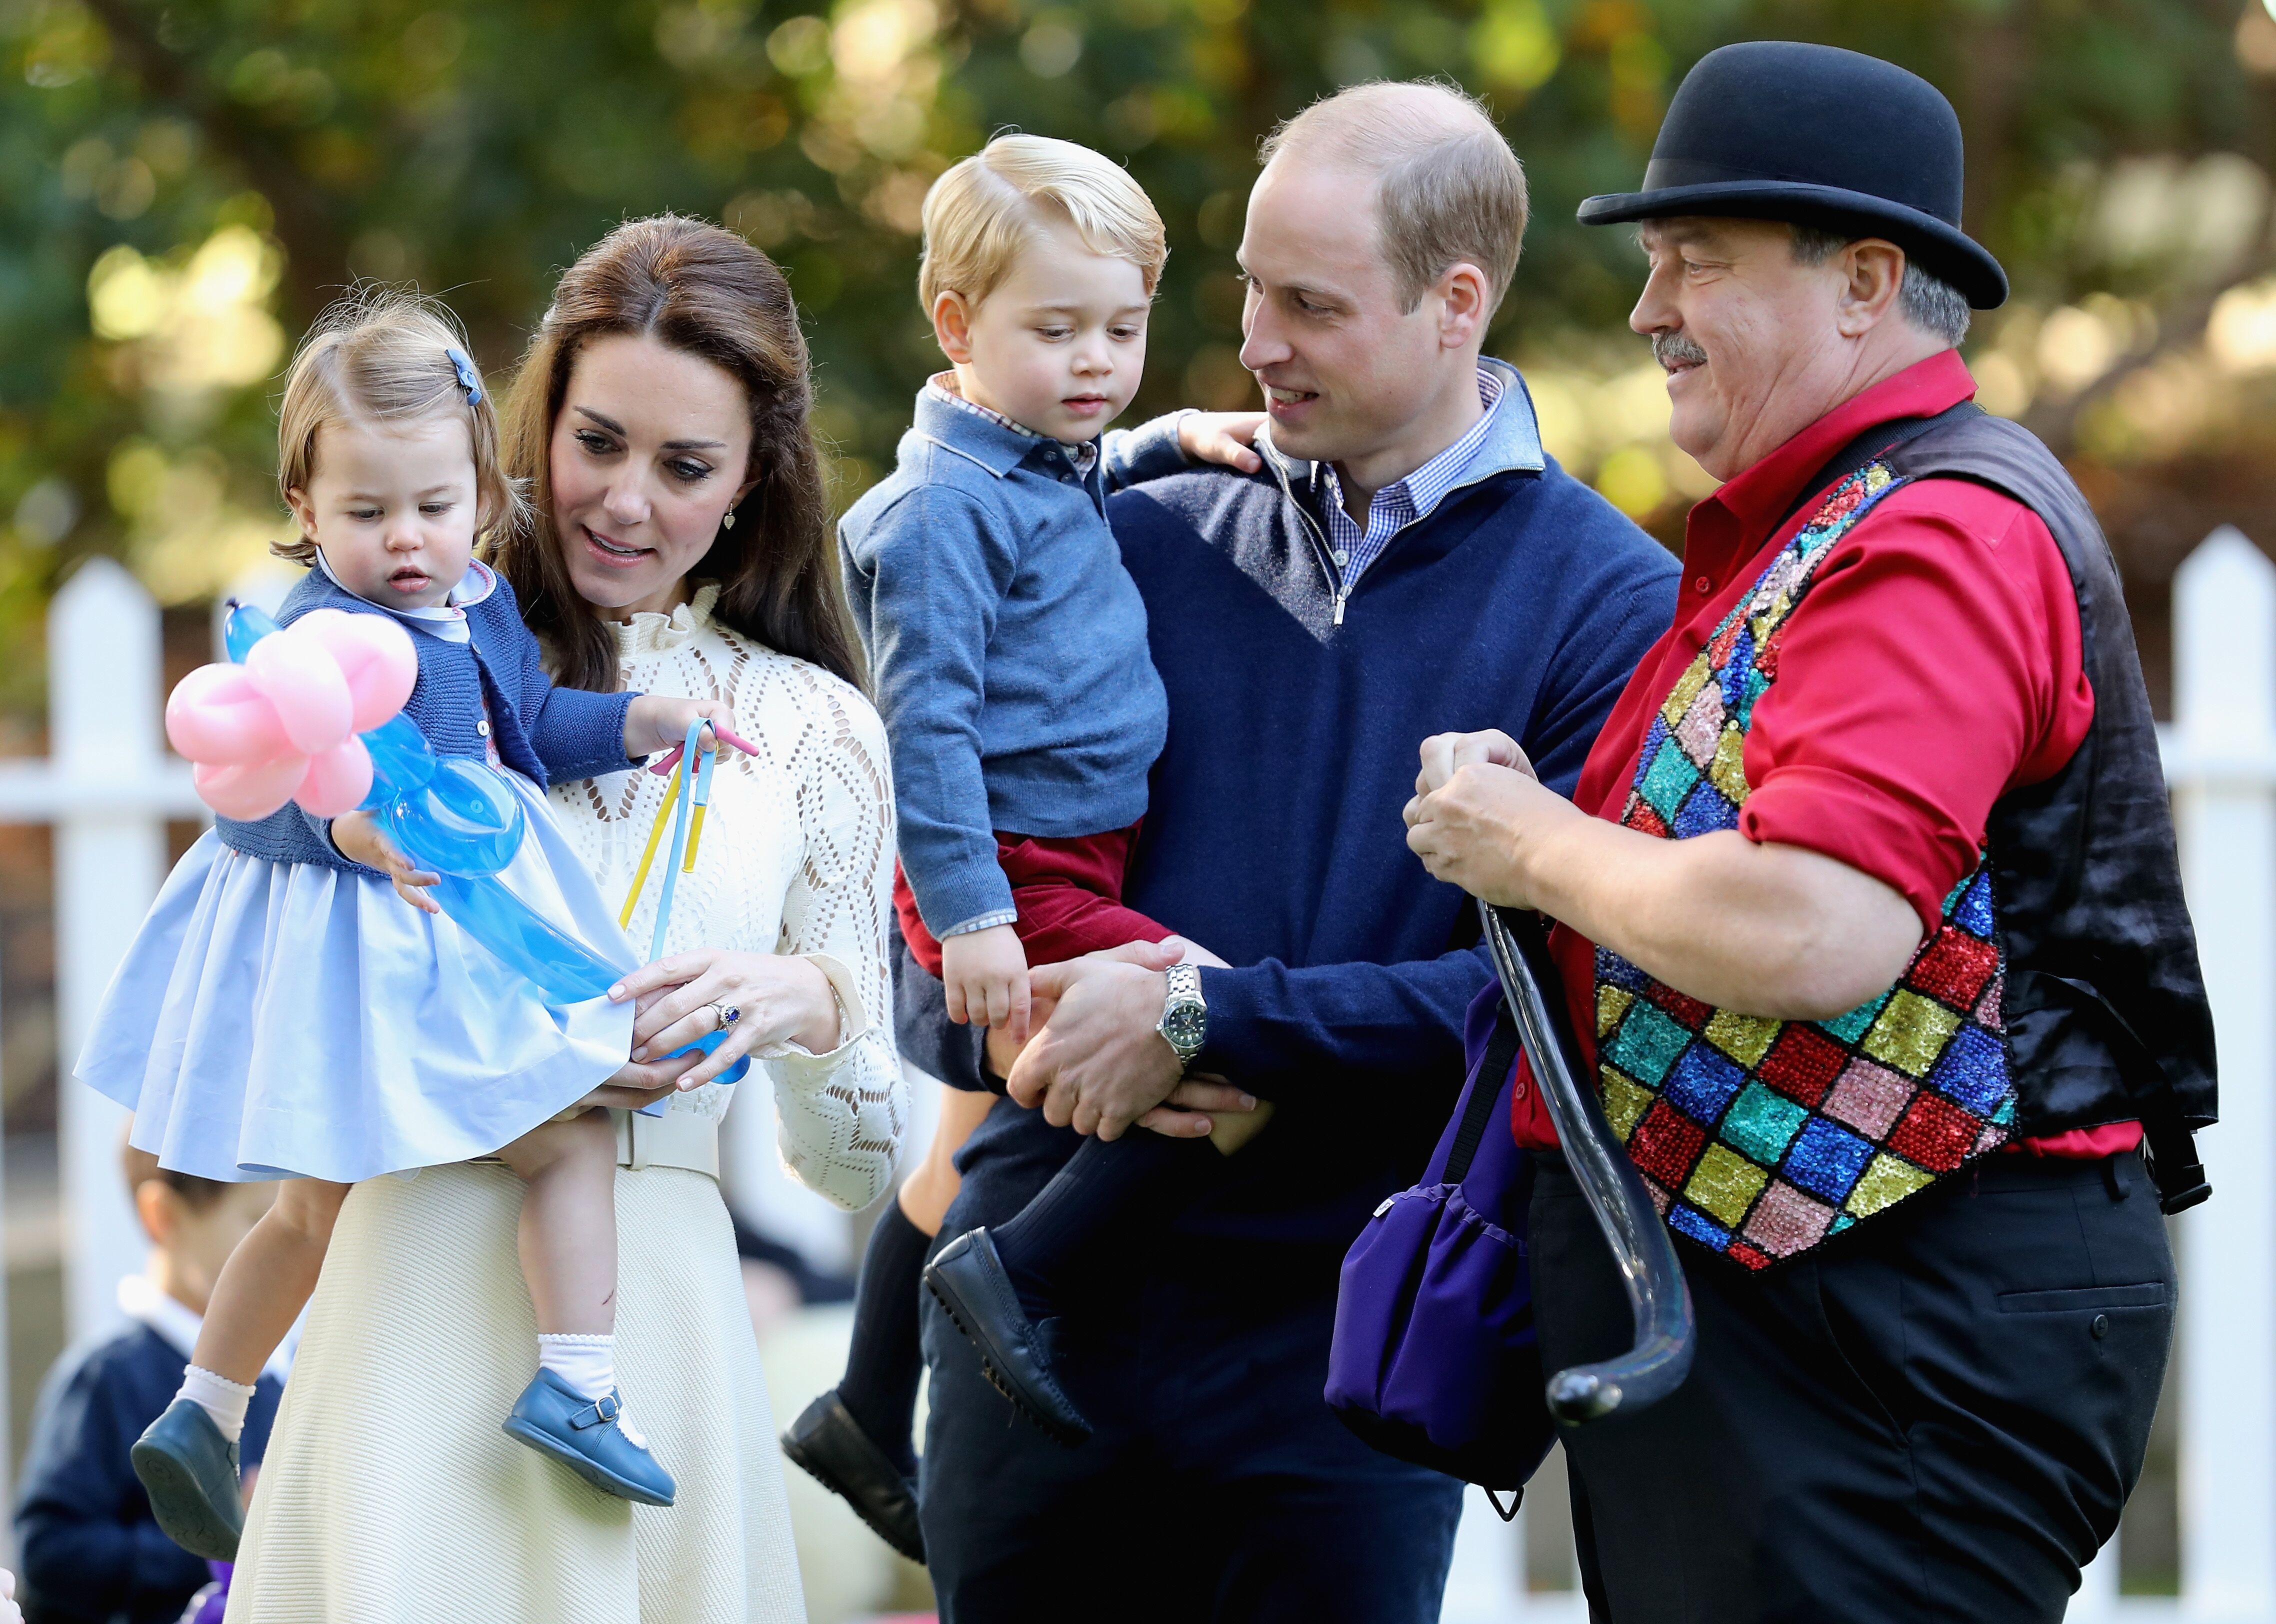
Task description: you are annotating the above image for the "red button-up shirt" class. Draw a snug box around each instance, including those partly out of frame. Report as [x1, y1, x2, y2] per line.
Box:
[1512, 350, 2138, 1159]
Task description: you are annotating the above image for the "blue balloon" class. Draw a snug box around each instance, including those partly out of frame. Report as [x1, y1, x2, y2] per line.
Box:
[219, 602, 748, 1085]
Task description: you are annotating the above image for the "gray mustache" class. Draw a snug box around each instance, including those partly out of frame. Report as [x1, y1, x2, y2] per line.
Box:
[1652, 332, 1709, 368]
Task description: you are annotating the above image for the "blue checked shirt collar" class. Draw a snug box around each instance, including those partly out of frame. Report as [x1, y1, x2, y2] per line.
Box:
[925, 372, 1098, 480]
[1311, 364, 1508, 588]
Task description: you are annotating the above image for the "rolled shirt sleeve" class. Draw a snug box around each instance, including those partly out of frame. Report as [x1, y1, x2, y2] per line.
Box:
[1734, 480, 2094, 932]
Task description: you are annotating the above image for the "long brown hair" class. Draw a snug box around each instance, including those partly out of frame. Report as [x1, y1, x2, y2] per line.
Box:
[492, 214, 864, 694]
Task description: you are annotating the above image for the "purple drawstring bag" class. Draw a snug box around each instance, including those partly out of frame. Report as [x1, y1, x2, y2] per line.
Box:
[1324, 981, 1554, 1508]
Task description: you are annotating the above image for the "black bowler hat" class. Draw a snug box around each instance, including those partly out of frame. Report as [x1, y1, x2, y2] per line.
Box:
[1578, 40, 2008, 309]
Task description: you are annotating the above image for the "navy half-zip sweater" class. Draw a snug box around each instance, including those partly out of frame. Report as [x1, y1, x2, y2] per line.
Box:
[908, 392, 1680, 1281]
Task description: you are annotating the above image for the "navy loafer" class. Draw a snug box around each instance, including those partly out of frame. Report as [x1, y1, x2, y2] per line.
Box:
[131, 1400, 245, 1561]
[502, 1370, 676, 1506]
[780, 1390, 924, 1562]
[925, 1228, 1092, 1446]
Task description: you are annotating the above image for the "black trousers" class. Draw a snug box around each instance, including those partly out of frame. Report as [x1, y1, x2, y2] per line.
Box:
[1531, 1148, 2174, 1624]
[917, 1264, 1465, 1624]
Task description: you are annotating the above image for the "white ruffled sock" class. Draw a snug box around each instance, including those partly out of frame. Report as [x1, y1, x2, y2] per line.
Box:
[538, 1334, 644, 1445]
[537, 1333, 616, 1399]
[176, 1365, 256, 1444]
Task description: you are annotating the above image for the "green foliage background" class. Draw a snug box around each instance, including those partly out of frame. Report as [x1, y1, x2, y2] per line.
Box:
[1, 0, 2270, 726]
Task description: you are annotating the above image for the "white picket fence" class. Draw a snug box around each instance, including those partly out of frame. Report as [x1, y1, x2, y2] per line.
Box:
[2, 532, 2272, 1616]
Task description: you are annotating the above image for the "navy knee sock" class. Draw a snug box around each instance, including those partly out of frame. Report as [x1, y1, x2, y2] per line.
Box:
[838, 1200, 930, 1474]
[988, 1130, 1224, 1316]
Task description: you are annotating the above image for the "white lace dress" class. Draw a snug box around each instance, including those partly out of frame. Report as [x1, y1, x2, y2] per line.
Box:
[228, 586, 906, 1624]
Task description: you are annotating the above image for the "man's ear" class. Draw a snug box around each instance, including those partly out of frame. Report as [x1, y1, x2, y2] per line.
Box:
[932, 290, 978, 364]
[134, 1179, 176, 1248]
[1435, 262, 1492, 352]
[1834, 240, 1908, 336]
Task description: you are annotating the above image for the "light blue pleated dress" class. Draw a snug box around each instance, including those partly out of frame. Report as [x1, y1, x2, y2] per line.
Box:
[78, 574, 638, 1184]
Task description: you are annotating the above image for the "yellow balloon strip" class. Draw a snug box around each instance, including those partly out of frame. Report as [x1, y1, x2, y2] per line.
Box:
[618, 768, 683, 930]
[682, 736, 717, 875]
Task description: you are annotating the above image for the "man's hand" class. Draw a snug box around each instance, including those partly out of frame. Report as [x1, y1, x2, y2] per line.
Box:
[1176, 410, 1268, 474]
[332, 810, 441, 913]
[1006, 956, 1186, 1140]
[1402, 728, 1572, 908]
[1403, 758, 1578, 909]
[1414, 728, 1536, 796]
[940, 923, 1032, 1041]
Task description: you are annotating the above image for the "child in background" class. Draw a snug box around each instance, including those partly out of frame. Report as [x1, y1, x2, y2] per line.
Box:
[14, 1144, 283, 1624]
[793, 134, 1268, 1550]
[76, 291, 738, 1559]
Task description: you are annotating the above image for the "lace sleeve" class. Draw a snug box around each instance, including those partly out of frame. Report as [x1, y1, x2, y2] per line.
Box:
[766, 675, 908, 1211]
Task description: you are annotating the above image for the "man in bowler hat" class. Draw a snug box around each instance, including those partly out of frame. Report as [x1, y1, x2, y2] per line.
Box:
[1403, 41, 2216, 1621]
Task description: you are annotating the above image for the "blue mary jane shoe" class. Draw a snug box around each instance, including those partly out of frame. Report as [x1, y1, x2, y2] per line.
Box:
[130, 1399, 245, 1560]
[502, 1370, 676, 1506]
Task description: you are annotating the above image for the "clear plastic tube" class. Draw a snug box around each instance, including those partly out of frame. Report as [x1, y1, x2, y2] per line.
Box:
[1480, 902, 1696, 1422]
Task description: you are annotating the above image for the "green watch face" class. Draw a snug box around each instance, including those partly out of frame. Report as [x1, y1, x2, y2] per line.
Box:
[1161, 1003, 1206, 1053]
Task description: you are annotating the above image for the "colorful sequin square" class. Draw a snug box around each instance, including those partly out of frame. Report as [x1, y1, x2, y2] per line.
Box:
[1862, 991, 1964, 1078]
[1756, 1026, 1848, 1106]
[1908, 926, 1999, 1010]
[1704, 1008, 1780, 1067]
[1720, 1082, 1808, 1164]
[1628, 1100, 1708, 1189]
[1928, 1022, 2010, 1116]
[1604, 1001, 1690, 1087]
[1821, 1059, 1914, 1138]
[1662, 1044, 1746, 1126]
[1742, 1178, 1836, 1257]
[1886, 1091, 1978, 1172]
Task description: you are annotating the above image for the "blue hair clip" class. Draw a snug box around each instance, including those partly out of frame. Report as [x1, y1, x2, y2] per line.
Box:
[444, 345, 484, 406]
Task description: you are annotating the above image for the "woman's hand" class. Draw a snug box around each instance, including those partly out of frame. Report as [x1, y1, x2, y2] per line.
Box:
[611, 949, 841, 1085]
[1403, 730, 1578, 909]
[1176, 410, 1268, 473]
[331, 810, 442, 913]
[574, 1049, 706, 1111]
[624, 694, 740, 760]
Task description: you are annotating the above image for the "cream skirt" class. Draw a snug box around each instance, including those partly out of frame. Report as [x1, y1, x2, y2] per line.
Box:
[226, 1162, 806, 1623]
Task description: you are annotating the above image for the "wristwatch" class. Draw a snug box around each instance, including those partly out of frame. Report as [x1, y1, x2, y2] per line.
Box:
[1156, 962, 1208, 1072]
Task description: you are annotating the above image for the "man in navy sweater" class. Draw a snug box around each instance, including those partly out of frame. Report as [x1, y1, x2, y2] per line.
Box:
[902, 82, 1680, 1620]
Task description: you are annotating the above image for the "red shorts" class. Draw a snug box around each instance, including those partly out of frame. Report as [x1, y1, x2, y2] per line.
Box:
[894, 822, 1174, 978]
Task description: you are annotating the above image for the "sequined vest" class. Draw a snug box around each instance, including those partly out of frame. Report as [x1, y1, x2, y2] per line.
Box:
[1594, 410, 2215, 1270]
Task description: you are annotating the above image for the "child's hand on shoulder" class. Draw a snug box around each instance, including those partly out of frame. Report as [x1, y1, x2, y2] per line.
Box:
[332, 810, 442, 913]
[626, 695, 742, 760]
[940, 923, 1032, 1042]
[1178, 410, 1268, 473]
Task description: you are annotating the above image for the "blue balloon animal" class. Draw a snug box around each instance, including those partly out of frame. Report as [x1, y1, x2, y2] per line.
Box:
[224, 601, 746, 1089]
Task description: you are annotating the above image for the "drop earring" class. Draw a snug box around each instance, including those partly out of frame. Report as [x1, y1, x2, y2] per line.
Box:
[722, 510, 736, 530]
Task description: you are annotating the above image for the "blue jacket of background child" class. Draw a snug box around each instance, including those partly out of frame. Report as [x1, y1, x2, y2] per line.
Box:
[838, 386, 1169, 940]
[14, 1322, 282, 1624]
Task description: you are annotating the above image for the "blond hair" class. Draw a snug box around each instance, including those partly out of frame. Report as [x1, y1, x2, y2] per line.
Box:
[1260, 80, 1529, 316]
[274, 286, 520, 564]
[918, 134, 1168, 314]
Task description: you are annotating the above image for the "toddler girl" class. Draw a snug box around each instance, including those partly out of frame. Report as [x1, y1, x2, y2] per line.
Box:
[76, 291, 732, 1560]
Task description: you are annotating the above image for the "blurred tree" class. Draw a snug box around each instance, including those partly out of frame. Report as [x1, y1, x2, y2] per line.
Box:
[0, 0, 2267, 722]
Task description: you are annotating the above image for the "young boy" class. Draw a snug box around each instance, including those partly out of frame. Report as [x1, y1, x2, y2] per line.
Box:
[790, 135, 1266, 1552]
[16, 1143, 282, 1624]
